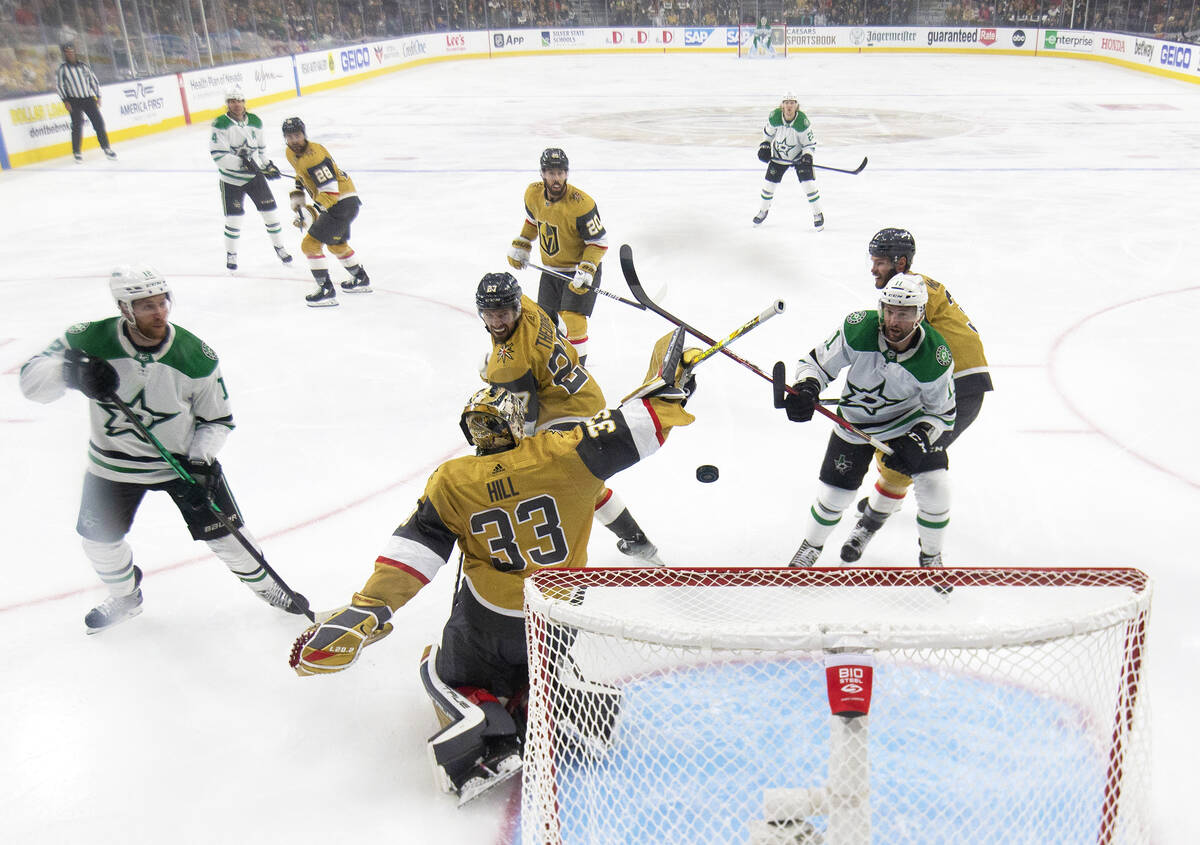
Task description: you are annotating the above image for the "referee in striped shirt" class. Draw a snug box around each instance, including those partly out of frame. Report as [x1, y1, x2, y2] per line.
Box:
[55, 42, 117, 162]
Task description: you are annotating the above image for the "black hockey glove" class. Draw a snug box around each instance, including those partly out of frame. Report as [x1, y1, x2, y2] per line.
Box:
[796, 152, 815, 181]
[881, 422, 938, 476]
[260, 160, 282, 180]
[63, 348, 119, 400]
[239, 154, 261, 176]
[179, 458, 222, 512]
[757, 141, 772, 163]
[783, 378, 820, 422]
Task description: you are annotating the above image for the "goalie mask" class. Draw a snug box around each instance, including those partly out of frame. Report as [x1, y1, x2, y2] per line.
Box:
[110, 264, 172, 320]
[460, 386, 527, 455]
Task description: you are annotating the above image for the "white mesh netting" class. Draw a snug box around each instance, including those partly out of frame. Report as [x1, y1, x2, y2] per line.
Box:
[521, 567, 1152, 845]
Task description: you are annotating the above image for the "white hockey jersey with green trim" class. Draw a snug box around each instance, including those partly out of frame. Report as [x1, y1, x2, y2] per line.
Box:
[20, 318, 235, 483]
[763, 107, 816, 163]
[210, 111, 269, 186]
[796, 310, 956, 444]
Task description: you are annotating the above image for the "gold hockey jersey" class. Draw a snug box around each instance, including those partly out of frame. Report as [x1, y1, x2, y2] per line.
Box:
[356, 396, 694, 619]
[286, 141, 357, 211]
[519, 182, 608, 271]
[484, 295, 604, 430]
[917, 272, 992, 396]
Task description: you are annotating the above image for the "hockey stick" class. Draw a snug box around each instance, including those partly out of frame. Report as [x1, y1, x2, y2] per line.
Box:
[105, 394, 315, 621]
[684, 299, 785, 369]
[527, 261, 647, 311]
[620, 244, 892, 454]
[813, 156, 868, 175]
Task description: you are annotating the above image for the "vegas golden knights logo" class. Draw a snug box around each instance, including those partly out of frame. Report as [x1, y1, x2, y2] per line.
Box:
[539, 222, 560, 256]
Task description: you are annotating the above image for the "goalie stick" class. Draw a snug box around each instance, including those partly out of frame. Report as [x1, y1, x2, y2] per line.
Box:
[527, 261, 647, 311]
[105, 393, 316, 621]
[620, 244, 892, 454]
[813, 156, 868, 175]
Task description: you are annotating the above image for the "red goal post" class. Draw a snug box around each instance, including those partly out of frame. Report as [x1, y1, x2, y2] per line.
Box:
[522, 566, 1152, 845]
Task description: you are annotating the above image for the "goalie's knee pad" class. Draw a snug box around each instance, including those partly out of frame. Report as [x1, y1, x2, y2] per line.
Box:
[420, 644, 518, 791]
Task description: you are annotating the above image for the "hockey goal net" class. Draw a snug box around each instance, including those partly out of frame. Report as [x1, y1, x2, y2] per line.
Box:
[521, 567, 1152, 845]
[738, 21, 788, 58]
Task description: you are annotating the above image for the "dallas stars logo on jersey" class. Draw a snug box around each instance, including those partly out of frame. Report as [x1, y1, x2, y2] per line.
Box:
[98, 389, 179, 441]
[841, 380, 903, 416]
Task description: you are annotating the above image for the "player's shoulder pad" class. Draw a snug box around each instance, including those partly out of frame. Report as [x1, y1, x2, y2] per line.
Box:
[919, 273, 945, 295]
[210, 113, 234, 130]
[246, 113, 263, 129]
[160, 325, 220, 378]
[906, 324, 954, 382]
[842, 310, 880, 351]
[768, 108, 784, 126]
[66, 317, 126, 358]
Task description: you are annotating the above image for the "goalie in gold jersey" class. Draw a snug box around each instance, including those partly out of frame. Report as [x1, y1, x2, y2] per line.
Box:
[282, 116, 372, 308]
[476, 271, 662, 563]
[289, 331, 698, 803]
[839, 227, 993, 564]
[506, 148, 607, 364]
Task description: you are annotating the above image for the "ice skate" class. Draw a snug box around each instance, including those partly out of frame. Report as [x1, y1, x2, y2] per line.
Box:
[73, 153, 83, 163]
[617, 533, 663, 565]
[812, 212, 824, 231]
[840, 499, 886, 563]
[339, 267, 372, 294]
[255, 580, 310, 615]
[919, 550, 953, 595]
[455, 736, 523, 806]
[85, 566, 144, 634]
[103, 147, 117, 160]
[753, 209, 769, 225]
[788, 540, 822, 568]
[305, 281, 339, 307]
[274, 245, 293, 264]
[226, 253, 238, 271]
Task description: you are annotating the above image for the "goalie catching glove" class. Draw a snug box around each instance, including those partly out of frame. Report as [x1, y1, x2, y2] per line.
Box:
[507, 237, 531, 270]
[289, 596, 394, 676]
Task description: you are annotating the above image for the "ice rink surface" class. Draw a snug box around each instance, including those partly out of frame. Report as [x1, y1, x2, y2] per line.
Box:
[2, 50, 1198, 843]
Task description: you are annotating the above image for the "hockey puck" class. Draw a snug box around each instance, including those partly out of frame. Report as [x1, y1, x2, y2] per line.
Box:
[696, 464, 719, 484]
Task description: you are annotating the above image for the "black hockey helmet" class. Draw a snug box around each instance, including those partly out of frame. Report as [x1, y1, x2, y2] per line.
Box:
[540, 147, 569, 171]
[476, 272, 522, 312]
[281, 116, 306, 136]
[868, 228, 916, 267]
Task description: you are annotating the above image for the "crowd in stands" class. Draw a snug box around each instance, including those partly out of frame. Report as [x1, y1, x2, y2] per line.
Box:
[3, 0, 1197, 96]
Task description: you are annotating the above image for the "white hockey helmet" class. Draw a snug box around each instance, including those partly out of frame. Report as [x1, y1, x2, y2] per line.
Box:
[110, 264, 171, 318]
[224, 86, 245, 102]
[781, 91, 798, 104]
[878, 273, 927, 318]
[460, 386, 526, 455]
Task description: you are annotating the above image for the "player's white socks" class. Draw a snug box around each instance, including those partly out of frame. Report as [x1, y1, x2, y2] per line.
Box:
[803, 181, 823, 217]
[758, 181, 776, 214]
[81, 537, 138, 596]
[912, 469, 951, 555]
[334, 248, 360, 270]
[803, 483, 857, 547]
[205, 533, 270, 592]
[223, 214, 241, 256]
[866, 483, 907, 518]
[261, 209, 285, 247]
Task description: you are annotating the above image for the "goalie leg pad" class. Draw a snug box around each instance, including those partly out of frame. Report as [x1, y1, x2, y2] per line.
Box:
[421, 643, 519, 791]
